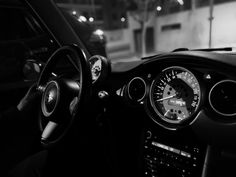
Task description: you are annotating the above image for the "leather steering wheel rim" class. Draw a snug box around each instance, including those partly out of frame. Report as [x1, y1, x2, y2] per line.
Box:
[37, 45, 91, 148]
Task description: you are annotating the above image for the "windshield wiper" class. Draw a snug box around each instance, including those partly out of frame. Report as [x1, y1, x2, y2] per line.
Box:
[173, 47, 236, 53]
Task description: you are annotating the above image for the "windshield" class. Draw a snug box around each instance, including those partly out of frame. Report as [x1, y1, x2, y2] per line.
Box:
[59, 6, 107, 57]
[55, 0, 236, 61]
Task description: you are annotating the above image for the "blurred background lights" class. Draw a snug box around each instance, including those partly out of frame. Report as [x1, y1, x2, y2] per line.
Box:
[177, 0, 184, 5]
[121, 17, 126, 22]
[93, 29, 104, 36]
[72, 10, 77, 15]
[89, 17, 94, 22]
[78, 15, 87, 22]
[156, 6, 162, 11]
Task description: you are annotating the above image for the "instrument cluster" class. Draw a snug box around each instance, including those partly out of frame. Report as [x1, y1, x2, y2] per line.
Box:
[125, 65, 203, 129]
[123, 62, 236, 129]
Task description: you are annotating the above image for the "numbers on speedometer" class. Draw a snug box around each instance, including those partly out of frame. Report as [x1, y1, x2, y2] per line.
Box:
[150, 66, 201, 124]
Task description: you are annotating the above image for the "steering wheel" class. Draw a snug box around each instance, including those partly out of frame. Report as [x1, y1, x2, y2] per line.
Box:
[37, 45, 92, 148]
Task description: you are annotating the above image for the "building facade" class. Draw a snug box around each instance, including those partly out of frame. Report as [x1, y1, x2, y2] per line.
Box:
[127, 0, 236, 56]
[154, 0, 236, 52]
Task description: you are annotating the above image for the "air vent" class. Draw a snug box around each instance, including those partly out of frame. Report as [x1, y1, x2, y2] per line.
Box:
[209, 80, 236, 117]
[127, 77, 146, 102]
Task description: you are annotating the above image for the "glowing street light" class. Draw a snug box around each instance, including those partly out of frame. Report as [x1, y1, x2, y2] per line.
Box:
[89, 17, 94, 22]
[93, 29, 104, 36]
[78, 15, 87, 22]
[72, 10, 77, 15]
[156, 6, 162, 11]
[121, 17, 126, 22]
[177, 0, 184, 5]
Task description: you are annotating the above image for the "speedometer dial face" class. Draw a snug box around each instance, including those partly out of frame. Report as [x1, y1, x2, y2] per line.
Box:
[150, 66, 201, 124]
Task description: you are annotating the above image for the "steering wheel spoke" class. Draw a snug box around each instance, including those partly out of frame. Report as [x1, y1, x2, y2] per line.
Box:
[41, 121, 58, 144]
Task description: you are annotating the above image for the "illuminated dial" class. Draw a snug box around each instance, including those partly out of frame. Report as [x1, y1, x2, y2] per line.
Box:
[150, 66, 201, 124]
[89, 56, 102, 83]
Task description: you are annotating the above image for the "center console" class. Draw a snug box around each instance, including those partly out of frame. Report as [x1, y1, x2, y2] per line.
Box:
[143, 129, 206, 177]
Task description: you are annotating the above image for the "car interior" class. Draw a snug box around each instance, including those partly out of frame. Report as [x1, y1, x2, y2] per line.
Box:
[1, 0, 236, 177]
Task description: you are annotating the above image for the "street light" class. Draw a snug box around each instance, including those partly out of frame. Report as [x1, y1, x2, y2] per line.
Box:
[156, 6, 162, 11]
[89, 17, 94, 22]
[121, 17, 126, 22]
[93, 29, 104, 36]
[177, 0, 184, 5]
[78, 15, 87, 22]
[72, 10, 77, 15]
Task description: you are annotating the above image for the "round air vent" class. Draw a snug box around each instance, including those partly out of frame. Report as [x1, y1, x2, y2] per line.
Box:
[127, 77, 146, 102]
[209, 80, 236, 117]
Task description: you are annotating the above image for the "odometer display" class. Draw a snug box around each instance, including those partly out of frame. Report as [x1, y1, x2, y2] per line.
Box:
[150, 66, 201, 124]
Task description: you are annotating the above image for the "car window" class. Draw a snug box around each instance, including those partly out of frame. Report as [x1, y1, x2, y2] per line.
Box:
[53, 0, 236, 61]
[0, 0, 58, 112]
[0, 2, 57, 84]
[58, 7, 107, 57]
[0, 6, 42, 40]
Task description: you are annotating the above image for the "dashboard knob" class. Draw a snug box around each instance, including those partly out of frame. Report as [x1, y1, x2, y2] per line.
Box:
[98, 91, 109, 100]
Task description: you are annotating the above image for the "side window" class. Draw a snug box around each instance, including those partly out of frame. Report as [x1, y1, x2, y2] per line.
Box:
[0, 7, 40, 40]
[0, 4, 57, 84]
[0, 2, 57, 111]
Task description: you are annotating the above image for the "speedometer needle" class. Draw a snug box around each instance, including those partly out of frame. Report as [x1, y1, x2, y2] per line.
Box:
[156, 94, 176, 102]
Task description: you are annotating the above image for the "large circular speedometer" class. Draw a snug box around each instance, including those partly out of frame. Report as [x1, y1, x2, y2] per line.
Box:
[150, 66, 201, 124]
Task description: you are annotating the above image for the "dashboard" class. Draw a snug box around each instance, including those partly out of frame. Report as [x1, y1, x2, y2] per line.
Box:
[109, 50, 236, 177]
[115, 51, 236, 130]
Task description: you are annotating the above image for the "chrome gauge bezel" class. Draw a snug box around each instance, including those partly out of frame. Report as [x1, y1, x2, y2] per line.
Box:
[209, 79, 236, 117]
[149, 66, 202, 126]
[88, 55, 102, 83]
[127, 77, 147, 102]
[88, 55, 111, 85]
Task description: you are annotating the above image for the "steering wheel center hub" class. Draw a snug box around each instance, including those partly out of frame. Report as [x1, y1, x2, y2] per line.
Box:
[41, 81, 59, 117]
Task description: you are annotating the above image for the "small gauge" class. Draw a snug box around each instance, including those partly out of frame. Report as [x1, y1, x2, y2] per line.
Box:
[149, 66, 201, 124]
[88, 55, 110, 84]
[127, 77, 146, 102]
[209, 80, 236, 117]
[88, 56, 102, 83]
